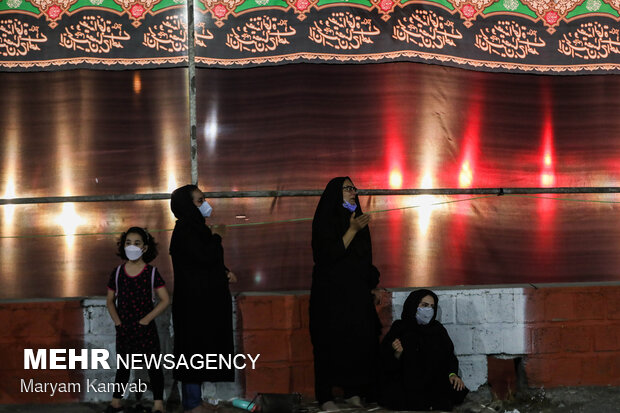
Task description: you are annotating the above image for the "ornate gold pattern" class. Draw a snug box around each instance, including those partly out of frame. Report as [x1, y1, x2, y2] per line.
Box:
[393, 9, 462, 49]
[0, 18, 47, 56]
[59, 15, 130, 53]
[26, 0, 76, 11]
[195, 22, 214, 47]
[558, 21, 620, 59]
[309, 11, 380, 50]
[226, 16, 296, 52]
[475, 21, 546, 58]
[143, 15, 187, 51]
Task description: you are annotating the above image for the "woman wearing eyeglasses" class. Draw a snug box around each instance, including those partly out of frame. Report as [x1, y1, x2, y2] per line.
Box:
[309, 177, 382, 412]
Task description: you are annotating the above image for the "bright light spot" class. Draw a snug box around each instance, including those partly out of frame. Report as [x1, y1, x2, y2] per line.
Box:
[133, 72, 142, 94]
[544, 154, 552, 166]
[420, 173, 433, 189]
[541, 173, 555, 187]
[167, 173, 177, 193]
[2, 180, 16, 226]
[3, 180, 15, 199]
[206, 122, 217, 141]
[389, 169, 403, 189]
[57, 203, 85, 236]
[205, 107, 218, 150]
[254, 272, 262, 284]
[418, 173, 435, 235]
[459, 161, 473, 188]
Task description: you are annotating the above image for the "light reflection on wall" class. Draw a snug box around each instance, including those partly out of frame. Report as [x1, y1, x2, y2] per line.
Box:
[2, 178, 16, 230]
[160, 83, 180, 193]
[52, 76, 81, 296]
[410, 173, 438, 286]
[450, 197, 469, 284]
[458, 99, 481, 188]
[205, 106, 218, 154]
[0, 206, 17, 297]
[56, 203, 86, 297]
[133, 71, 142, 95]
[3, 84, 19, 226]
[1, 85, 19, 295]
[540, 108, 556, 187]
[536, 81, 557, 275]
[78, 74, 94, 192]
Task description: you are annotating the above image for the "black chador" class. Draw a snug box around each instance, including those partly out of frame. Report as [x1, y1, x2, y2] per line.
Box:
[169, 185, 234, 383]
[379, 289, 469, 411]
[309, 177, 381, 404]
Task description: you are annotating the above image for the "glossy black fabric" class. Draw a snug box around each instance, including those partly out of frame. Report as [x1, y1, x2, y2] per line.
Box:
[379, 289, 468, 411]
[169, 185, 234, 382]
[309, 177, 381, 402]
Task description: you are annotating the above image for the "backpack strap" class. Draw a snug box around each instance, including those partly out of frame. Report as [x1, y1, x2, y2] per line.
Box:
[151, 266, 156, 302]
[114, 265, 122, 304]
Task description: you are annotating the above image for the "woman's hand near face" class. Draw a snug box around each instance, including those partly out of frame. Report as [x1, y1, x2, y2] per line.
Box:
[449, 374, 465, 391]
[371, 288, 382, 305]
[227, 271, 238, 283]
[343, 213, 370, 249]
[349, 212, 370, 232]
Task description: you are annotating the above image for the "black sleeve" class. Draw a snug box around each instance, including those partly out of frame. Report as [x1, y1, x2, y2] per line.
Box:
[368, 264, 380, 289]
[380, 321, 404, 373]
[312, 220, 347, 266]
[173, 221, 225, 267]
[440, 324, 459, 375]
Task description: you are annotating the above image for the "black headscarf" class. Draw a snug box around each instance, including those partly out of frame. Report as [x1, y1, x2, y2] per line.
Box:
[170, 184, 212, 256]
[170, 184, 204, 226]
[402, 289, 439, 327]
[312, 176, 371, 261]
[313, 176, 362, 223]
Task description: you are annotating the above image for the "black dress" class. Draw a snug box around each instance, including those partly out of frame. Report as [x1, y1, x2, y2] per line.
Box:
[309, 177, 381, 403]
[169, 185, 234, 383]
[107, 264, 166, 356]
[379, 289, 469, 411]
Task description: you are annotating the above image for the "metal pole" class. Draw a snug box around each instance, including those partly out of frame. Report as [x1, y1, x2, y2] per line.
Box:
[187, 0, 198, 185]
[2, 187, 620, 205]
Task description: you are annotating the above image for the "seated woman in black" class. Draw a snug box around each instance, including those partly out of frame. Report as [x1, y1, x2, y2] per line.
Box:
[379, 289, 468, 411]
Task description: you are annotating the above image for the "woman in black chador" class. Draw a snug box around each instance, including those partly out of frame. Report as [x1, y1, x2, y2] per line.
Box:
[169, 184, 238, 413]
[379, 289, 469, 411]
[310, 177, 382, 412]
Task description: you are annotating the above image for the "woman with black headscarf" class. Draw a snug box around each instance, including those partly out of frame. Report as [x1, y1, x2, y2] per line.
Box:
[310, 177, 382, 412]
[379, 289, 468, 411]
[169, 185, 237, 413]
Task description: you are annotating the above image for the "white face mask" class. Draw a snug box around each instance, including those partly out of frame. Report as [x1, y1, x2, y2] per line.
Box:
[198, 200, 213, 217]
[125, 245, 144, 261]
[416, 307, 434, 325]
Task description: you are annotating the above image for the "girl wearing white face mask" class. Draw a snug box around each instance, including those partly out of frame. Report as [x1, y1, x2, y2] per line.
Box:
[105, 227, 171, 413]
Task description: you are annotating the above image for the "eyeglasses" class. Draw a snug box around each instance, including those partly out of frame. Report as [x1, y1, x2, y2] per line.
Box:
[342, 186, 358, 193]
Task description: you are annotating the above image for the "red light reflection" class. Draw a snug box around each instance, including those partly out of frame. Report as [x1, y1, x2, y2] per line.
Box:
[458, 99, 481, 188]
[540, 85, 555, 187]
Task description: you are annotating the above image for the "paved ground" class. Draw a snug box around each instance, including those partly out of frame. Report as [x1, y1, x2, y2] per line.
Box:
[1, 386, 619, 413]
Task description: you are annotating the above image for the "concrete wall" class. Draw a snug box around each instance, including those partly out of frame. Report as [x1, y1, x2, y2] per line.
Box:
[1, 284, 619, 404]
[82, 298, 242, 403]
[391, 287, 529, 391]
